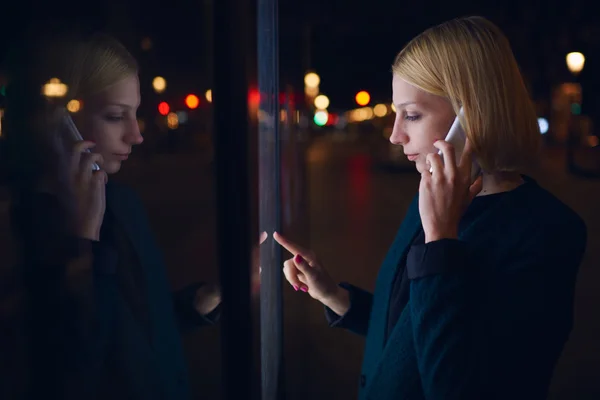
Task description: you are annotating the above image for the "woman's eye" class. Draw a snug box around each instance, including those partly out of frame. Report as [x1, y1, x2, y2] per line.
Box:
[104, 115, 124, 122]
[404, 114, 420, 121]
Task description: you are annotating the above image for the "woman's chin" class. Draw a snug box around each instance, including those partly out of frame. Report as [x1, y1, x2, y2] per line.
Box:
[101, 160, 122, 175]
[414, 160, 425, 174]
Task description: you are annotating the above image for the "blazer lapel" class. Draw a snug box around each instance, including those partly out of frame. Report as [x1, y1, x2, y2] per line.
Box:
[105, 183, 146, 264]
[360, 194, 421, 378]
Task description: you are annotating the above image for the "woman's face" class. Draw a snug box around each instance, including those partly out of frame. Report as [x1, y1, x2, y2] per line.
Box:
[77, 74, 143, 174]
[390, 75, 456, 173]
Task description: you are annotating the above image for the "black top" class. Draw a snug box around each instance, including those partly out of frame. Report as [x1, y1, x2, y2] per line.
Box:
[100, 208, 152, 338]
[321, 177, 588, 400]
[384, 192, 507, 342]
[326, 192, 509, 342]
[10, 184, 219, 399]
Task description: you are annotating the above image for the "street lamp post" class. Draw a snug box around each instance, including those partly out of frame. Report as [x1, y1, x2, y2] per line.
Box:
[304, 71, 320, 107]
[565, 52, 585, 173]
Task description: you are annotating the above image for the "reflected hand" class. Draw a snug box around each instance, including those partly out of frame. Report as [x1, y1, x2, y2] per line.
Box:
[70, 141, 107, 241]
[194, 282, 221, 316]
[251, 231, 268, 295]
[194, 231, 267, 312]
[273, 232, 340, 303]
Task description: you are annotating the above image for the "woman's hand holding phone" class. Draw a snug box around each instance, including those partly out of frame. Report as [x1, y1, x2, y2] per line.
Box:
[70, 141, 107, 241]
[420, 139, 483, 243]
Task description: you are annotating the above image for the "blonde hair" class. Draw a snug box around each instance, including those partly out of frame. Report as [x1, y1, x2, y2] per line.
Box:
[392, 16, 540, 173]
[2, 32, 138, 190]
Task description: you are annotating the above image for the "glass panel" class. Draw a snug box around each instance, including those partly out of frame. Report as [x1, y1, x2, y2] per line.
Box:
[257, 0, 285, 397]
[0, 8, 240, 400]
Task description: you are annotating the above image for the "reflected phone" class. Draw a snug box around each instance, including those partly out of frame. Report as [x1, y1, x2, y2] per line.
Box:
[431, 107, 480, 182]
[63, 112, 100, 171]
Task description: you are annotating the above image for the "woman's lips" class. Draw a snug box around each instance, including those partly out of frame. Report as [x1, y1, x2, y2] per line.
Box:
[114, 153, 130, 160]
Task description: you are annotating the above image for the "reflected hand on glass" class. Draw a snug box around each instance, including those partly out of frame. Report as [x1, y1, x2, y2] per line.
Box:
[70, 141, 108, 241]
[194, 231, 268, 313]
[252, 231, 268, 296]
[194, 282, 221, 316]
[273, 232, 348, 314]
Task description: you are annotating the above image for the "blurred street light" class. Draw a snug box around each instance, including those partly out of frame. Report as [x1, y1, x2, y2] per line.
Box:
[314, 94, 330, 110]
[42, 78, 68, 98]
[566, 52, 585, 76]
[205, 89, 212, 103]
[537, 117, 549, 134]
[153, 76, 167, 93]
[158, 101, 170, 116]
[355, 91, 370, 106]
[66, 99, 81, 113]
[185, 94, 200, 109]
[304, 72, 320, 88]
[314, 110, 328, 126]
[373, 104, 387, 117]
[167, 112, 179, 129]
[564, 52, 585, 174]
[176, 111, 188, 124]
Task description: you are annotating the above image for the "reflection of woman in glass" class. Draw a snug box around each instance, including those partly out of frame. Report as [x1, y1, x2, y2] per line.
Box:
[3, 33, 221, 399]
[275, 16, 587, 399]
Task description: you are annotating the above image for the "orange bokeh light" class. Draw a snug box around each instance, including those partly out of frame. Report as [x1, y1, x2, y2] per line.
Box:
[355, 91, 371, 106]
[185, 94, 200, 109]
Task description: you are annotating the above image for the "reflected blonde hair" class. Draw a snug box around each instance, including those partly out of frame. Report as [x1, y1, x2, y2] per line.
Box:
[392, 16, 540, 173]
[2, 33, 138, 190]
[41, 33, 138, 102]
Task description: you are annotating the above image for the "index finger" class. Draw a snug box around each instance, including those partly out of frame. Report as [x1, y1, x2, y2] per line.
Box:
[433, 140, 458, 173]
[73, 140, 96, 154]
[273, 232, 313, 261]
[71, 141, 96, 173]
[259, 231, 268, 245]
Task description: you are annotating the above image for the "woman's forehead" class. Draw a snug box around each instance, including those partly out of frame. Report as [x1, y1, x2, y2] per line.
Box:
[88, 75, 140, 108]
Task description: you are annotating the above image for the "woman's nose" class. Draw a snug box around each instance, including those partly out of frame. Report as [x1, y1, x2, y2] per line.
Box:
[389, 123, 408, 145]
[126, 122, 144, 145]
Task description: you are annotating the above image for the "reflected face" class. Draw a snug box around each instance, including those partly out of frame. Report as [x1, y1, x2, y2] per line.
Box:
[77, 75, 143, 174]
[390, 75, 455, 173]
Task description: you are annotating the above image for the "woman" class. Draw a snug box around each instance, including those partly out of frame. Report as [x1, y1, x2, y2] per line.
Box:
[3, 33, 222, 399]
[275, 16, 587, 400]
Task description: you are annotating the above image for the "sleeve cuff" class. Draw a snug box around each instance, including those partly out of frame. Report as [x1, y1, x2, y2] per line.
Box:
[174, 282, 220, 331]
[324, 304, 344, 327]
[324, 282, 369, 328]
[406, 239, 468, 280]
[201, 303, 222, 324]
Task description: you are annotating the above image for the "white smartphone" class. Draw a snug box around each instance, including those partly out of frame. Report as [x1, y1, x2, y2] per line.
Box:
[430, 107, 480, 182]
[63, 113, 100, 171]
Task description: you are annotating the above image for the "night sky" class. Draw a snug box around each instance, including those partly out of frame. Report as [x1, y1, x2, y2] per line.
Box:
[1, 0, 600, 112]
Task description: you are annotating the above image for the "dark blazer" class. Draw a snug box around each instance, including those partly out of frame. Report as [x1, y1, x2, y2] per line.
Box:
[329, 176, 587, 400]
[11, 181, 215, 400]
